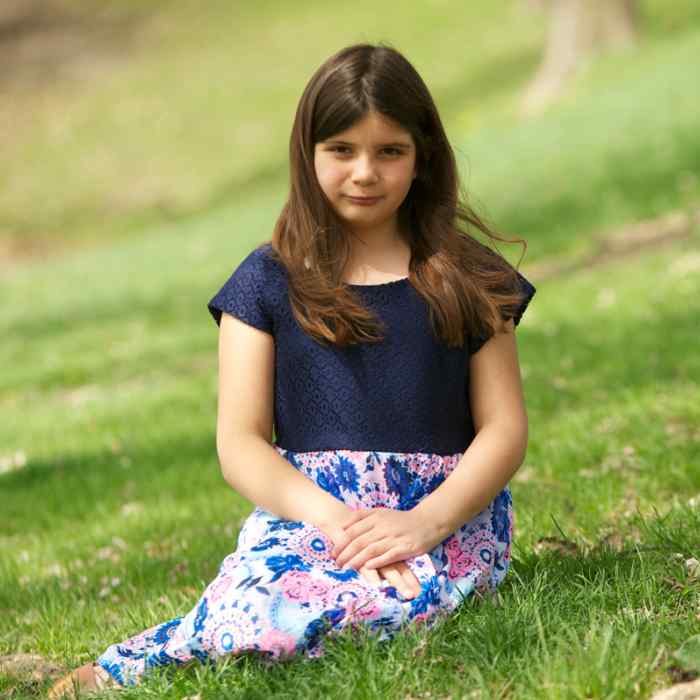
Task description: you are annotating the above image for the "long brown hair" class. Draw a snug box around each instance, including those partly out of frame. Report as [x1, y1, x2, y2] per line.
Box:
[265, 41, 529, 349]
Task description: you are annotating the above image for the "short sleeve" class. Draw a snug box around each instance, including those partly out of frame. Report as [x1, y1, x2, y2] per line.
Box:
[503, 270, 536, 327]
[207, 247, 274, 333]
[468, 270, 536, 354]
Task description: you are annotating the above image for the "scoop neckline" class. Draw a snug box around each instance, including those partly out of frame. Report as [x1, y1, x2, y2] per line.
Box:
[344, 276, 410, 289]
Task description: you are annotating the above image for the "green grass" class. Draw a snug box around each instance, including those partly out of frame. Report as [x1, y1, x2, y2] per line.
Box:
[2, 236, 699, 699]
[2, 1, 700, 698]
[458, 27, 700, 262]
[2, 0, 699, 256]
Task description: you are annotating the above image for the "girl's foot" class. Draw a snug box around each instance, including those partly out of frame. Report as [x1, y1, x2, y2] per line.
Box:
[48, 662, 121, 699]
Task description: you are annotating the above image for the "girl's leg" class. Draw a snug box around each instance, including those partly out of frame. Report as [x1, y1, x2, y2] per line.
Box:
[94, 615, 192, 687]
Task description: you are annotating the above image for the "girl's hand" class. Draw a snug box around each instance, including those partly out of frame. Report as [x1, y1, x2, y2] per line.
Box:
[315, 509, 421, 598]
[330, 507, 444, 572]
[358, 561, 422, 599]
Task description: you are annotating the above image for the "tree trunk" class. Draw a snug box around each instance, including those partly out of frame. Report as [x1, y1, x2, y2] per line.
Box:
[520, 0, 639, 117]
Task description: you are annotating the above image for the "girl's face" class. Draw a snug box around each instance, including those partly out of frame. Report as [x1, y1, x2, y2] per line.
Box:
[314, 110, 417, 237]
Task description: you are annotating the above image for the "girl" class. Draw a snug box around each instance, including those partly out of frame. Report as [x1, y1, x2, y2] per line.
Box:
[49, 41, 536, 698]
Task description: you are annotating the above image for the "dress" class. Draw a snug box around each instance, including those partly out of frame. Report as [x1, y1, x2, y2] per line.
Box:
[95, 242, 536, 686]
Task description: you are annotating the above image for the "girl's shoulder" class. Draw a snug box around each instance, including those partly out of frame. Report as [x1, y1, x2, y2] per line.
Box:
[239, 240, 275, 270]
[207, 241, 285, 329]
[229, 241, 287, 288]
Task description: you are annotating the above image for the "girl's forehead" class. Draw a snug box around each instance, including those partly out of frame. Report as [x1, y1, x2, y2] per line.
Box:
[324, 113, 413, 144]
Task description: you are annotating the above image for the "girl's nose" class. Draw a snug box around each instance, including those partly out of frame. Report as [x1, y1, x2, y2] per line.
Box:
[351, 155, 379, 183]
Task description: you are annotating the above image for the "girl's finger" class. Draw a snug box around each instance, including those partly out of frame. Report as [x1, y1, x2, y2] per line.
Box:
[377, 565, 416, 599]
[334, 526, 379, 563]
[336, 519, 375, 553]
[363, 545, 406, 570]
[329, 530, 352, 559]
[358, 565, 382, 588]
[335, 535, 372, 567]
[342, 538, 392, 571]
[396, 562, 422, 596]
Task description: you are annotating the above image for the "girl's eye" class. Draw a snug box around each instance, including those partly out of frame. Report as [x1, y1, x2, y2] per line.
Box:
[328, 146, 402, 156]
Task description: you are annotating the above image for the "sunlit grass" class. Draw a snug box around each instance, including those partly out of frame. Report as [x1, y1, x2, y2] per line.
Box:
[2, 228, 699, 697]
[2, 1, 700, 697]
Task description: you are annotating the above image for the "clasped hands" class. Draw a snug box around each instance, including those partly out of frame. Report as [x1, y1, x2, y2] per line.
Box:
[324, 505, 444, 575]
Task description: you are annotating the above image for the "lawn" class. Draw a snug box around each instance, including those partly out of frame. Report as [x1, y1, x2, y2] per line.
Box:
[1, 1, 699, 698]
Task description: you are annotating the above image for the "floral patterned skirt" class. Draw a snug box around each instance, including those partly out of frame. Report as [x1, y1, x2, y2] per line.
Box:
[96, 446, 514, 686]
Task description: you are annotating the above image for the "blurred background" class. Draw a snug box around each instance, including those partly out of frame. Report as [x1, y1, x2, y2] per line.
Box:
[1, 0, 698, 261]
[1, 2, 699, 696]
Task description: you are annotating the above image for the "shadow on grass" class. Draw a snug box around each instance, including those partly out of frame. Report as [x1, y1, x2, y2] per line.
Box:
[1, 289, 698, 539]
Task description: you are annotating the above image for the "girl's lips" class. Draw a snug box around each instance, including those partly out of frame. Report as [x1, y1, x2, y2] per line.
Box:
[346, 195, 382, 203]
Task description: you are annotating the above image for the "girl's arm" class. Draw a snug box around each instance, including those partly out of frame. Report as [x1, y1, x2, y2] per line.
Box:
[215, 311, 350, 529]
[412, 318, 529, 537]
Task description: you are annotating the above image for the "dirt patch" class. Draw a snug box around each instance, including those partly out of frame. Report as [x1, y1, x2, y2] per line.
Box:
[0, 232, 66, 264]
[0, 652, 64, 678]
[0, 0, 153, 89]
[526, 205, 700, 282]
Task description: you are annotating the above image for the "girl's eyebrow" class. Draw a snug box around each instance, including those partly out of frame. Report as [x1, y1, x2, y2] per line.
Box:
[325, 139, 412, 148]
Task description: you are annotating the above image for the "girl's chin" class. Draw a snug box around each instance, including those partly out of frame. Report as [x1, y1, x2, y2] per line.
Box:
[340, 200, 389, 215]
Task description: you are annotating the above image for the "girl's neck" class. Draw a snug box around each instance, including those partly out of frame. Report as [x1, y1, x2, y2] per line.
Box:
[343, 233, 412, 285]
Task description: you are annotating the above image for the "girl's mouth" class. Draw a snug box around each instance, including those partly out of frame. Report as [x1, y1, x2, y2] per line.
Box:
[346, 196, 382, 205]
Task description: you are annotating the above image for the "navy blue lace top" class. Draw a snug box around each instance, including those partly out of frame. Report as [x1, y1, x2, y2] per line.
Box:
[207, 243, 536, 456]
